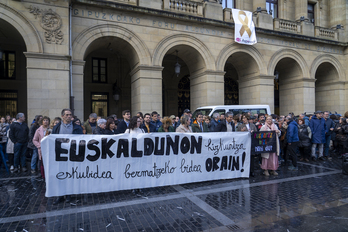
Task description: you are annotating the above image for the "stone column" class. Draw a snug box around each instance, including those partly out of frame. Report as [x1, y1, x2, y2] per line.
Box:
[72, 60, 85, 120]
[279, 78, 315, 115]
[238, 75, 275, 113]
[316, 81, 346, 114]
[253, 0, 266, 12]
[130, 65, 163, 116]
[190, 71, 225, 111]
[25, 52, 70, 122]
[329, 0, 344, 27]
[295, 0, 307, 20]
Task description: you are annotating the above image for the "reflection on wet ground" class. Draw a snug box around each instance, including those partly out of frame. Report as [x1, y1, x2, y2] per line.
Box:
[0, 157, 347, 231]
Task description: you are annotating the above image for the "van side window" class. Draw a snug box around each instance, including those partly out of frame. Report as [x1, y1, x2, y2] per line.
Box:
[212, 109, 225, 116]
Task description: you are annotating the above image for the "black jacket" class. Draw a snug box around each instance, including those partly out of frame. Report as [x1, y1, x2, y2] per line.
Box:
[9, 121, 29, 144]
[214, 120, 235, 132]
[116, 120, 128, 134]
[52, 122, 83, 134]
[28, 124, 40, 149]
[325, 118, 335, 136]
[298, 124, 311, 147]
[104, 129, 116, 135]
[141, 123, 156, 133]
[93, 126, 105, 135]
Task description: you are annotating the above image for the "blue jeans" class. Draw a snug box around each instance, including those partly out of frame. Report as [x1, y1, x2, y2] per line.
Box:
[31, 148, 38, 170]
[14, 143, 27, 168]
[324, 135, 331, 157]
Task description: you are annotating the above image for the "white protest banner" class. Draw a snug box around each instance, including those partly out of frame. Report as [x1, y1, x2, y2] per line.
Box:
[232, 9, 257, 45]
[41, 132, 251, 197]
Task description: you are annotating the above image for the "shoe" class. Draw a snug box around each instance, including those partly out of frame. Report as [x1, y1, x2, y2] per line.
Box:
[22, 167, 27, 172]
[12, 167, 18, 172]
[319, 157, 325, 161]
[10, 165, 14, 171]
[31, 169, 36, 174]
[305, 159, 309, 162]
[53, 196, 64, 205]
[263, 170, 270, 176]
[271, 171, 278, 176]
[250, 172, 255, 177]
[292, 166, 298, 171]
[299, 158, 304, 161]
[312, 157, 317, 161]
[65, 195, 71, 203]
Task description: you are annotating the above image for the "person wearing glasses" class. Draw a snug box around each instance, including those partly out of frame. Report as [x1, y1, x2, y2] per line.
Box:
[125, 116, 145, 134]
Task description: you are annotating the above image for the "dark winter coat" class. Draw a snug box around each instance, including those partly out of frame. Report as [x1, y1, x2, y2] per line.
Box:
[191, 121, 209, 133]
[52, 122, 83, 134]
[9, 121, 29, 144]
[93, 126, 106, 135]
[309, 115, 327, 144]
[116, 120, 128, 134]
[324, 118, 335, 136]
[28, 124, 40, 149]
[334, 123, 348, 142]
[141, 123, 156, 133]
[158, 126, 175, 132]
[298, 124, 312, 147]
[209, 119, 219, 132]
[286, 120, 299, 143]
[150, 120, 163, 132]
[214, 120, 235, 132]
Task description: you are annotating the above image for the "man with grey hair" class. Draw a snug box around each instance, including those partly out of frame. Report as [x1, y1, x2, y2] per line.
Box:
[93, 118, 107, 134]
[209, 112, 220, 132]
[9, 113, 29, 172]
[215, 112, 235, 132]
[52, 108, 83, 205]
[299, 113, 309, 126]
[83, 113, 98, 134]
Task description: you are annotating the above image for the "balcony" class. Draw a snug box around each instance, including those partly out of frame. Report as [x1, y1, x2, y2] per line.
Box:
[163, 0, 204, 17]
[107, 0, 137, 6]
[315, 26, 338, 41]
[274, 18, 301, 34]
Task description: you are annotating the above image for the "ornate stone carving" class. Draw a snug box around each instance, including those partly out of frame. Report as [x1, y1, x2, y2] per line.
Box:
[28, 5, 64, 45]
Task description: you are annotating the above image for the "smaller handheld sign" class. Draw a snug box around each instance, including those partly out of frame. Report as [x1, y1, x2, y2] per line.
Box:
[251, 131, 277, 154]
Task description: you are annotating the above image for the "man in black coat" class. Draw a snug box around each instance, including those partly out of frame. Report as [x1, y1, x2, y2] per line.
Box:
[9, 113, 29, 172]
[52, 108, 83, 205]
[215, 112, 235, 132]
[141, 113, 156, 133]
[116, 110, 131, 134]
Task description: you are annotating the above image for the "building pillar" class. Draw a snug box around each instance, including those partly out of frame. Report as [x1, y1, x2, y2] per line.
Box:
[238, 75, 275, 113]
[130, 65, 163, 115]
[72, 60, 85, 120]
[295, 0, 307, 20]
[280, 78, 315, 115]
[25, 52, 70, 122]
[316, 81, 346, 114]
[190, 71, 225, 111]
[329, 0, 344, 27]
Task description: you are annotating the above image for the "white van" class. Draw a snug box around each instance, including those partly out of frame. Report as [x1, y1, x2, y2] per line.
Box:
[192, 105, 271, 118]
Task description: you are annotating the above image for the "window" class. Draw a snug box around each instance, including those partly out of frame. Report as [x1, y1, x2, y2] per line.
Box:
[91, 93, 108, 118]
[266, 0, 278, 18]
[221, 0, 235, 9]
[92, 58, 107, 83]
[0, 91, 18, 118]
[0, 51, 16, 79]
[308, 3, 315, 24]
[230, 109, 267, 116]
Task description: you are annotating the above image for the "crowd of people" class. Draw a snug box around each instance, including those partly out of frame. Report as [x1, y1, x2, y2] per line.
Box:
[0, 108, 347, 193]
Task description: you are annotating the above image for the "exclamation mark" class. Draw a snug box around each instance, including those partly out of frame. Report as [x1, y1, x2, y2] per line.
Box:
[241, 152, 246, 172]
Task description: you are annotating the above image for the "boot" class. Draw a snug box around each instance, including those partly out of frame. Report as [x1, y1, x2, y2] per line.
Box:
[271, 170, 278, 176]
[263, 170, 270, 176]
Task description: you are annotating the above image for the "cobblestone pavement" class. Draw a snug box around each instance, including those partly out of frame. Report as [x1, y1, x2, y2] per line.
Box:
[0, 155, 347, 232]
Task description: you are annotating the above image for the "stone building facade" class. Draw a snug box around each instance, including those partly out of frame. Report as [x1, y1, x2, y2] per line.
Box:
[0, 0, 347, 121]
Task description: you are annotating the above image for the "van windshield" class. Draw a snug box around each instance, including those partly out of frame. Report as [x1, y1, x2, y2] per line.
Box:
[192, 109, 212, 118]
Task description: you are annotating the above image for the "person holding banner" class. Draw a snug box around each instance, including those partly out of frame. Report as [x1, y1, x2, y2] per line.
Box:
[260, 116, 280, 176]
[52, 108, 83, 205]
[176, 115, 192, 133]
[215, 112, 235, 132]
[116, 110, 131, 134]
[93, 119, 107, 134]
[125, 116, 145, 134]
[191, 112, 209, 133]
[158, 117, 175, 132]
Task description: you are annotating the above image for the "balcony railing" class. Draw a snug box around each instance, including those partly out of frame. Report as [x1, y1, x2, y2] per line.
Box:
[108, 0, 137, 5]
[163, 0, 203, 16]
[274, 18, 300, 33]
[315, 26, 338, 40]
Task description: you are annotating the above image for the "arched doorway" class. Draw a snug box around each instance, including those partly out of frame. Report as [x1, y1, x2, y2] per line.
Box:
[224, 63, 239, 105]
[177, 75, 190, 115]
[83, 36, 134, 119]
[0, 19, 27, 118]
[315, 62, 341, 112]
[274, 58, 303, 115]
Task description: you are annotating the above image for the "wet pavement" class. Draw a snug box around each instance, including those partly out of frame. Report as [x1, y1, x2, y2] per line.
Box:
[0, 155, 347, 232]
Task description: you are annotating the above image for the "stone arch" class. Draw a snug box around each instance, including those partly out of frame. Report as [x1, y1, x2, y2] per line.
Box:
[0, 3, 43, 53]
[152, 34, 215, 72]
[216, 43, 267, 75]
[72, 24, 151, 67]
[310, 54, 344, 81]
[268, 48, 310, 78]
